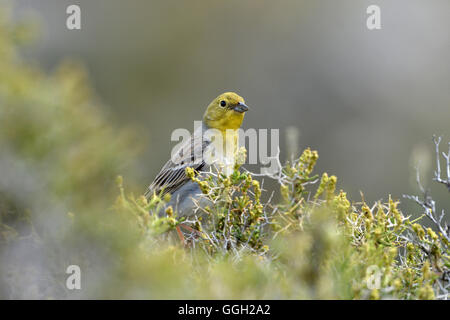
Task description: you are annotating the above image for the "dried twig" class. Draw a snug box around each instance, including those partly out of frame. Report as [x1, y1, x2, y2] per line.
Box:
[432, 135, 450, 191]
[402, 136, 450, 299]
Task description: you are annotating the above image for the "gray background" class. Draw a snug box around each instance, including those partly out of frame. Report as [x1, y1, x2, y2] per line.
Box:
[13, 0, 450, 216]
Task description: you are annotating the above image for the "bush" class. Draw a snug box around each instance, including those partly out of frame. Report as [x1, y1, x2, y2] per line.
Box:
[0, 6, 448, 299]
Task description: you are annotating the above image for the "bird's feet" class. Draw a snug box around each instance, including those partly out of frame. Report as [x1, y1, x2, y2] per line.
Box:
[175, 224, 202, 247]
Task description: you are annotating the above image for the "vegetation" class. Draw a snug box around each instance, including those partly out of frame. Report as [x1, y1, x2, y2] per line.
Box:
[0, 7, 448, 299]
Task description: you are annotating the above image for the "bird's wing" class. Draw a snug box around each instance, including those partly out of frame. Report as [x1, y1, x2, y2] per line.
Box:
[144, 129, 209, 200]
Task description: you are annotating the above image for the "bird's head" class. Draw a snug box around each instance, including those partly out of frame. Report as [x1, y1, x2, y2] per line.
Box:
[203, 92, 249, 131]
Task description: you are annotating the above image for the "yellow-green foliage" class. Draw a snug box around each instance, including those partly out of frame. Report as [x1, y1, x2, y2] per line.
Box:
[0, 7, 447, 299]
[110, 147, 447, 299]
[184, 156, 266, 253]
[0, 8, 137, 210]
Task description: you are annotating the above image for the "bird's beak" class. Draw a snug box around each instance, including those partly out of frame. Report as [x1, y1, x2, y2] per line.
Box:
[234, 102, 249, 113]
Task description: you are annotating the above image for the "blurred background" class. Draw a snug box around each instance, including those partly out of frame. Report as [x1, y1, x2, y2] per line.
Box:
[1, 0, 448, 299]
[13, 0, 449, 209]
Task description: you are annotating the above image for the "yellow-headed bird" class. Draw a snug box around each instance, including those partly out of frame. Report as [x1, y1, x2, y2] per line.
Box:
[144, 92, 249, 230]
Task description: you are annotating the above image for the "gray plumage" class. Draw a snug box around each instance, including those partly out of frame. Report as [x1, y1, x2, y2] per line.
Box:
[144, 122, 212, 217]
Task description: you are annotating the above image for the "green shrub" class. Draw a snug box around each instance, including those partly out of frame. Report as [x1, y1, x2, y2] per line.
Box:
[0, 6, 448, 299]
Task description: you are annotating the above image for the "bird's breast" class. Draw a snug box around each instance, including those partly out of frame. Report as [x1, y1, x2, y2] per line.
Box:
[204, 130, 239, 176]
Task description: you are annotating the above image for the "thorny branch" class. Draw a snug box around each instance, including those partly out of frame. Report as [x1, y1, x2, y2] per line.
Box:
[432, 135, 450, 191]
[403, 136, 450, 298]
[183, 149, 317, 259]
[403, 136, 450, 242]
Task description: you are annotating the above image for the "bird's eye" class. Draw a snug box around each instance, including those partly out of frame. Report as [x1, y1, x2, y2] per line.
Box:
[220, 100, 226, 107]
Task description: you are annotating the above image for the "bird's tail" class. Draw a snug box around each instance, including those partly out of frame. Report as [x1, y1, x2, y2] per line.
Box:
[143, 187, 153, 200]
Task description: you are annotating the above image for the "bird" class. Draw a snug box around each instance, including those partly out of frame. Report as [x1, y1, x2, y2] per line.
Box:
[144, 92, 249, 242]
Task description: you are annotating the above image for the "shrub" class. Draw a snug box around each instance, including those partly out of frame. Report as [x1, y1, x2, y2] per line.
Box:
[0, 6, 448, 299]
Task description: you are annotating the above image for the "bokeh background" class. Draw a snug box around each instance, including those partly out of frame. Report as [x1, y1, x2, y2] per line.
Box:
[13, 0, 450, 209]
[1, 0, 449, 299]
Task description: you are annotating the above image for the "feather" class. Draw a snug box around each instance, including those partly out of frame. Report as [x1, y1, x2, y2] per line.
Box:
[145, 123, 210, 200]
